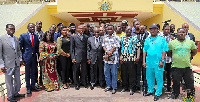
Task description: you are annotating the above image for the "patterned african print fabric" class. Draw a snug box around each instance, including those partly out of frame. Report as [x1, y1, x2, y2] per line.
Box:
[120, 35, 141, 62]
[39, 42, 62, 91]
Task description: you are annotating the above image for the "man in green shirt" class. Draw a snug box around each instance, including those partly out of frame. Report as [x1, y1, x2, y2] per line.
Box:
[168, 28, 197, 99]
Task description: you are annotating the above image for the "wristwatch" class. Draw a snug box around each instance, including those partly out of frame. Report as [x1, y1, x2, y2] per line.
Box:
[161, 59, 165, 63]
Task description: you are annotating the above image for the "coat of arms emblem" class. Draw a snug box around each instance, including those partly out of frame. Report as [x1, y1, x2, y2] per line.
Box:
[98, 0, 112, 11]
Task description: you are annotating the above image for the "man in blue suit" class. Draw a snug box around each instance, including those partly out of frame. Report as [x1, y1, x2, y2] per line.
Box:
[19, 23, 41, 94]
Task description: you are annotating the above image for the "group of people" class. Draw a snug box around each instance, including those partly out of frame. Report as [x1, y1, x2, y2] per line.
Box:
[0, 18, 197, 102]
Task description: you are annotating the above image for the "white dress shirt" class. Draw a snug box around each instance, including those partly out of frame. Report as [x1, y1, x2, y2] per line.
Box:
[7, 34, 15, 49]
[185, 33, 190, 40]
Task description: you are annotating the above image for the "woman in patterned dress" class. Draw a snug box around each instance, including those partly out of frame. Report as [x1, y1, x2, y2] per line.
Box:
[39, 31, 62, 92]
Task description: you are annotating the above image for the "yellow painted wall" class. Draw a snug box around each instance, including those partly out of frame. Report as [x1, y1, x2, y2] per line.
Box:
[141, 3, 200, 41]
[15, 4, 68, 37]
[141, 3, 200, 66]
[57, 0, 153, 12]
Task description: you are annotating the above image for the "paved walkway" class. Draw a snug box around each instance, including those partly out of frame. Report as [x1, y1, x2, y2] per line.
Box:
[11, 85, 200, 102]
[0, 65, 200, 102]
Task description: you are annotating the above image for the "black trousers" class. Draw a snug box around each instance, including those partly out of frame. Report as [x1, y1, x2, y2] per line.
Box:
[39, 64, 43, 85]
[137, 56, 147, 87]
[69, 61, 74, 83]
[57, 56, 62, 79]
[60, 55, 71, 84]
[87, 63, 90, 84]
[172, 67, 194, 95]
[90, 58, 105, 86]
[142, 66, 147, 88]
[35, 64, 38, 84]
[121, 61, 137, 90]
[73, 61, 87, 86]
[165, 63, 172, 90]
[25, 56, 37, 90]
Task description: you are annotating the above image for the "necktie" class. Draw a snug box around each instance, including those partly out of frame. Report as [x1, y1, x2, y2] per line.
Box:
[96, 38, 99, 47]
[31, 33, 34, 46]
[96, 38, 99, 43]
[80, 35, 83, 40]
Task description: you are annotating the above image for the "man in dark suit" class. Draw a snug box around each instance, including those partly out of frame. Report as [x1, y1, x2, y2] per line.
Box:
[182, 23, 195, 42]
[70, 25, 88, 90]
[136, 25, 149, 94]
[82, 23, 93, 83]
[87, 27, 105, 90]
[19, 23, 41, 94]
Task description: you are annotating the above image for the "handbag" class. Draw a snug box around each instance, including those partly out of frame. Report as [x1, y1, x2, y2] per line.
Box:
[108, 54, 115, 61]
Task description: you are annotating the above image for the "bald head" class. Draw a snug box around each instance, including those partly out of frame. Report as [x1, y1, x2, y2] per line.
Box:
[182, 23, 189, 33]
[99, 27, 105, 36]
[36, 21, 42, 30]
[133, 18, 138, 24]
[93, 27, 100, 37]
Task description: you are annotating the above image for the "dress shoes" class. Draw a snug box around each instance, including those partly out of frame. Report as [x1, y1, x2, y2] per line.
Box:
[144, 92, 153, 96]
[104, 87, 112, 92]
[27, 89, 32, 94]
[84, 85, 88, 89]
[121, 88, 127, 93]
[32, 87, 42, 91]
[75, 86, 80, 90]
[35, 83, 40, 88]
[7, 98, 17, 102]
[182, 85, 186, 92]
[130, 89, 134, 95]
[90, 85, 94, 90]
[112, 89, 117, 94]
[14, 94, 25, 97]
[100, 84, 105, 89]
[168, 94, 178, 99]
[143, 87, 147, 96]
[135, 86, 140, 91]
[154, 95, 159, 101]
[63, 85, 70, 89]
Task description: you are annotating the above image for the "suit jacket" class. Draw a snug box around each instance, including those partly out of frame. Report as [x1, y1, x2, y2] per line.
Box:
[54, 31, 61, 42]
[188, 33, 195, 42]
[70, 33, 87, 63]
[87, 36, 104, 64]
[0, 34, 22, 68]
[19, 32, 39, 62]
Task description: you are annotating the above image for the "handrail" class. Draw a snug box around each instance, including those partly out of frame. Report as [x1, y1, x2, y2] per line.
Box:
[0, 72, 26, 102]
[193, 71, 200, 75]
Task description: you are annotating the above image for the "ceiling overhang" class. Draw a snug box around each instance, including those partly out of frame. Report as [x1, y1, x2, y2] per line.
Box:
[68, 12, 138, 23]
